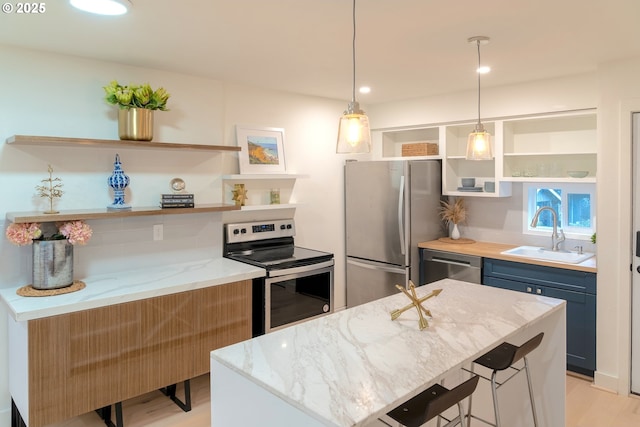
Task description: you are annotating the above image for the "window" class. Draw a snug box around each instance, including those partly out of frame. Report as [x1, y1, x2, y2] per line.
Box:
[523, 183, 596, 240]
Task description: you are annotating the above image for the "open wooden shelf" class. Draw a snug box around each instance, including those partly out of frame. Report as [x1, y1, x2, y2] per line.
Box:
[6, 135, 241, 152]
[222, 174, 309, 180]
[7, 204, 240, 223]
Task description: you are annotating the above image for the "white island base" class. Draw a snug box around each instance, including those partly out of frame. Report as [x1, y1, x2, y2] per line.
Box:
[211, 279, 566, 426]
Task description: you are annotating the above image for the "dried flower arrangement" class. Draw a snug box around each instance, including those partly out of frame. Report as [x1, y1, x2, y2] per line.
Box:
[439, 198, 467, 225]
[36, 164, 64, 214]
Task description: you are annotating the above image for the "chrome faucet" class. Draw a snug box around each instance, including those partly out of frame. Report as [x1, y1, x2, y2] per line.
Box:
[530, 206, 565, 251]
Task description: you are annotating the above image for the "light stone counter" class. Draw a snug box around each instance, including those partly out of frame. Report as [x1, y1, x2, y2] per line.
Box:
[210, 279, 566, 427]
[0, 256, 265, 321]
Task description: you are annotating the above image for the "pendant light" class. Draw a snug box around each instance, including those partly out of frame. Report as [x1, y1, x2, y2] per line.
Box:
[336, 0, 371, 154]
[466, 36, 492, 160]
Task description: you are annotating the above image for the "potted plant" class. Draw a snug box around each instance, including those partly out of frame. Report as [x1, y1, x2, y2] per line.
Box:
[103, 80, 170, 141]
[439, 198, 467, 240]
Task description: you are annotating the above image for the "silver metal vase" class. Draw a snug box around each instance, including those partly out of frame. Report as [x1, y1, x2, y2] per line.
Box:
[32, 240, 73, 289]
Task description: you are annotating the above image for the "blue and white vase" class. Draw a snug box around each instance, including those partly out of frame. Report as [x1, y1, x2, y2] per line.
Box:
[107, 153, 131, 210]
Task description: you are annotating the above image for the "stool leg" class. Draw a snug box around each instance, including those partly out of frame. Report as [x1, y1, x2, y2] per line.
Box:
[490, 371, 501, 427]
[457, 401, 465, 427]
[466, 364, 475, 427]
[524, 356, 539, 427]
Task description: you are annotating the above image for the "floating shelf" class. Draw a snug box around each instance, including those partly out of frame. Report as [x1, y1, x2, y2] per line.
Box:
[502, 177, 596, 184]
[6, 135, 241, 152]
[222, 174, 308, 180]
[7, 204, 240, 223]
[238, 204, 299, 211]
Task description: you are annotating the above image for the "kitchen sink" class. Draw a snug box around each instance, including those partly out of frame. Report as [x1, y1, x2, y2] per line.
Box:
[500, 246, 595, 264]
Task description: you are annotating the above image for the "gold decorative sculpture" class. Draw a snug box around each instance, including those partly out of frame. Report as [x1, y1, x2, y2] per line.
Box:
[391, 281, 442, 330]
[232, 183, 248, 206]
[35, 164, 64, 214]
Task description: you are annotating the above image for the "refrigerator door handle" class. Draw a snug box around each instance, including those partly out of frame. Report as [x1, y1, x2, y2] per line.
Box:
[347, 258, 406, 274]
[398, 175, 406, 255]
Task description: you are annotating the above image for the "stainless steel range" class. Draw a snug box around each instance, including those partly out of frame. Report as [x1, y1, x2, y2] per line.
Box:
[224, 219, 334, 336]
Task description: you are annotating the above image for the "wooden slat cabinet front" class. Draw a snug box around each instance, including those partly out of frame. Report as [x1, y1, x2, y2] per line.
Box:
[21, 280, 251, 427]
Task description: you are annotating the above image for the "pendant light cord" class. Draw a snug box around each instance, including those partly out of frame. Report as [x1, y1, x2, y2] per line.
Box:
[476, 39, 481, 127]
[351, 0, 357, 103]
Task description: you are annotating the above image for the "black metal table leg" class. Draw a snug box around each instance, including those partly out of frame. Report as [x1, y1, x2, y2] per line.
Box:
[95, 402, 123, 427]
[160, 379, 192, 412]
[11, 399, 27, 427]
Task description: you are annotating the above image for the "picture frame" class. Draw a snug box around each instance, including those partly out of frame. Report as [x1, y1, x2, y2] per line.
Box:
[236, 125, 287, 174]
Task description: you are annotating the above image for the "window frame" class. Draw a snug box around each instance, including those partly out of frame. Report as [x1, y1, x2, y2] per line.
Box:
[522, 182, 596, 240]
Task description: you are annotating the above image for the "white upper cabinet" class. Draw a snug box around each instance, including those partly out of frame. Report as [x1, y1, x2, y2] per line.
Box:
[375, 109, 596, 197]
[501, 111, 596, 183]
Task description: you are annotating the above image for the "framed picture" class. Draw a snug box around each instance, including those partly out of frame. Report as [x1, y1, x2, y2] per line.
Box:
[236, 125, 287, 174]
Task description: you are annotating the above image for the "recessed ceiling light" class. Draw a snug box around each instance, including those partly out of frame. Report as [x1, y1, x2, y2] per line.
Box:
[477, 66, 491, 74]
[70, 0, 131, 15]
[359, 86, 371, 94]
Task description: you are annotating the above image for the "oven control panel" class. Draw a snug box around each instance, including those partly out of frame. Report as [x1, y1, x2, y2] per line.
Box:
[225, 219, 296, 243]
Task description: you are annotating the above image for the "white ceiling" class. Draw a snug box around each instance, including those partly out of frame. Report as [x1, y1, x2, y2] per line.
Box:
[1, 0, 639, 105]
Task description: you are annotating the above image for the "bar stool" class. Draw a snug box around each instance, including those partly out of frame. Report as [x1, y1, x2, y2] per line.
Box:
[384, 375, 479, 427]
[466, 332, 544, 427]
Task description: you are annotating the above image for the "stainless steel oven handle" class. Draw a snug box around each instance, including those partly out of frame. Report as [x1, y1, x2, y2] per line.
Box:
[268, 259, 335, 277]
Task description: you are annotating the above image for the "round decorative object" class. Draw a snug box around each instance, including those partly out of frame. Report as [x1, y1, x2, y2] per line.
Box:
[451, 223, 461, 240]
[567, 170, 588, 178]
[118, 108, 154, 141]
[438, 237, 476, 244]
[107, 153, 131, 210]
[32, 240, 73, 290]
[170, 177, 186, 193]
[17, 280, 86, 297]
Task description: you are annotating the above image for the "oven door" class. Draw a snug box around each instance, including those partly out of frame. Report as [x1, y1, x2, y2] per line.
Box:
[263, 261, 334, 334]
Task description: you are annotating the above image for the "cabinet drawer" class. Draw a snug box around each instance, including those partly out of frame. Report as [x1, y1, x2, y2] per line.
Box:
[482, 277, 529, 293]
[484, 258, 596, 294]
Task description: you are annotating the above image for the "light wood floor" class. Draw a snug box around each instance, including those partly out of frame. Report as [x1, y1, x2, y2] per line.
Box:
[46, 373, 640, 427]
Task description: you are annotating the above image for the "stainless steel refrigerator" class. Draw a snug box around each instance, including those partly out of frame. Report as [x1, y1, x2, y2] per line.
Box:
[345, 159, 444, 308]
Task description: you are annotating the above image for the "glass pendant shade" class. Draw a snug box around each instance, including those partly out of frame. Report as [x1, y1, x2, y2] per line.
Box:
[466, 126, 492, 160]
[336, 0, 371, 154]
[337, 102, 371, 153]
[466, 36, 492, 160]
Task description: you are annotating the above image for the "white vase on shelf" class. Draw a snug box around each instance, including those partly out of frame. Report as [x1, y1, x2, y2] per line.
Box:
[451, 223, 461, 240]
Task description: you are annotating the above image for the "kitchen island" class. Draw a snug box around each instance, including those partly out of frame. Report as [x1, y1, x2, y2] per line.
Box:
[210, 278, 566, 426]
[1, 255, 265, 427]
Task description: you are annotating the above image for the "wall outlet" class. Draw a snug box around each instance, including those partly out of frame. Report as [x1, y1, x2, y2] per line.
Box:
[153, 224, 163, 241]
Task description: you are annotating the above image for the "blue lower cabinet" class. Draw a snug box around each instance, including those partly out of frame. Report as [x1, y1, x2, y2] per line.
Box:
[483, 258, 596, 377]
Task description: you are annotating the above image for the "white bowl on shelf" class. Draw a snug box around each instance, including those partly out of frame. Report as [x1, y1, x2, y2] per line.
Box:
[567, 171, 589, 178]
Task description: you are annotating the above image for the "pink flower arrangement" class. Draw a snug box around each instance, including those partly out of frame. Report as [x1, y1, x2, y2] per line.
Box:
[5, 222, 42, 246]
[5, 220, 92, 246]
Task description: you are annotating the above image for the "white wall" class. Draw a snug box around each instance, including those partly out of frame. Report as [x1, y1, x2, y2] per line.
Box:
[0, 45, 348, 423]
[593, 57, 640, 394]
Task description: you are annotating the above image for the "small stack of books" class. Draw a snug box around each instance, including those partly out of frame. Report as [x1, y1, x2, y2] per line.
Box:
[160, 193, 194, 208]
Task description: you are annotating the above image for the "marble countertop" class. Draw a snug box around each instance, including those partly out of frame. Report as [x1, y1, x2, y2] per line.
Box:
[0, 256, 265, 322]
[210, 279, 565, 426]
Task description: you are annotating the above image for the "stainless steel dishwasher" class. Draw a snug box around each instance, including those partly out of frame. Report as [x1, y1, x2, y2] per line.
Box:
[421, 248, 482, 284]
